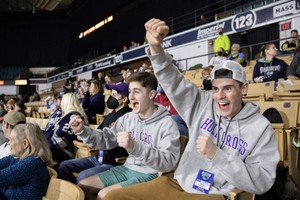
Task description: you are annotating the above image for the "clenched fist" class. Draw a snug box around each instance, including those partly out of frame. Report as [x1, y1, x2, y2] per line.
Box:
[145, 18, 169, 55]
[196, 136, 217, 160]
[69, 115, 84, 133]
[116, 132, 135, 153]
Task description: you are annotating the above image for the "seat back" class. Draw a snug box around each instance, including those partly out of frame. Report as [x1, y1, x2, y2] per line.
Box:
[42, 177, 84, 200]
[189, 78, 203, 89]
[73, 140, 98, 158]
[257, 101, 298, 129]
[243, 81, 275, 102]
[229, 188, 255, 200]
[89, 124, 98, 130]
[96, 114, 106, 125]
[47, 167, 58, 178]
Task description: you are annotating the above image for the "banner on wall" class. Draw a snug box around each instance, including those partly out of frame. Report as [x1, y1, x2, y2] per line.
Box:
[43, 0, 300, 84]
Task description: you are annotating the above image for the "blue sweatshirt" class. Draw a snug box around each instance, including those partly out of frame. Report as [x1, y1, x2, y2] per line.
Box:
[81, 92, 105, 124]
[253, 57, 288, 82]
[0, 156, 49, 200]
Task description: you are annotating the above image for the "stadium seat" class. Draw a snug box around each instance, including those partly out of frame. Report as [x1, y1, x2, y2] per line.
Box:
[42, 177, 84, 200]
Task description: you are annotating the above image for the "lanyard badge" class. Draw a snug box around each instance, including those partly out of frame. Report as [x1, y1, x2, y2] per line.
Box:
[192, 169, 215, 194]
[98, 150, 104, 164]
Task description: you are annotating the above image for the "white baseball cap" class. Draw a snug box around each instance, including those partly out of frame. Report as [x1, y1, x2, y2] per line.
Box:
[211, 60, 247, 83]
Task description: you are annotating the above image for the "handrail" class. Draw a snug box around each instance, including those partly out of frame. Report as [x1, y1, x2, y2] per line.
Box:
[175, 35, 297, 71]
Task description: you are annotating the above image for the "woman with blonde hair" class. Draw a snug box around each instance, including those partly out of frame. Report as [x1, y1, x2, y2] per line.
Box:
[45, 93, 88, 165]
[0, 123, 54, 200]
[5, 99, 16, 113]
[81, 80, 105, 124]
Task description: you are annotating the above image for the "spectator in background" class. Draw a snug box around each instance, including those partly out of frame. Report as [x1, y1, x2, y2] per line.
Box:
[155, 85, 188, 137]
[97, 72, 106, 87]
[253, 43, 288, 83]
[214, 27, 231, 55]
[209, 47, 227, 68]
[105, 74, 114, 85]
[5, 99, 16, 113]
[76, 86, 85, 103]
[45, 94, 58, 110]
[0, 111, 26, 159]
[125, 68, 134, 81]
[0, 123, 54, 200]
[81, 80, 105, 124]
[14, 100, 26, 116]
[17, 94, 24, 104]
[32, 91, 40, 102]
[59, 82, 131, 184]
[287, 46, 300, 80]
[0, 94, 5, 103]
[0, 104, 7, 117]
[45, 93, 88, 167]
[139, 63, 149, 72]
[44, 94, 63, 134]
[281, 29, 299, 52]
[120, 69, 128, 82]
[73, 80, 80, 93]
[63, 78, 75, 94]
[201, 66, 213, 90]
[198, 15, 207, 26]
[23, 95, 29, 103]
[227, 43, 247, 67]
[78, 79, 89, 103]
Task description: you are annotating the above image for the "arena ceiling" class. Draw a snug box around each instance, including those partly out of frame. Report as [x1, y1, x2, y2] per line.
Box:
[0, 0, 136, 16]
[0, 0, 74, 13]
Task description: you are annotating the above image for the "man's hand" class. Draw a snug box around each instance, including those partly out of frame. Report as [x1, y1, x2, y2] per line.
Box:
[254, 76, 264, 83]
[145, 18, 169, 55]
[288, 75, 299, 80]
[196, 136, 217, 160]
[80, 82, 89, 92]
[69, 115, 84, 133]
[116, 132, 134, 153]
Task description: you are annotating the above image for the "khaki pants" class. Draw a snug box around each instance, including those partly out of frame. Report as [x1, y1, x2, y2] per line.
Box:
[104, 176, 226, 200]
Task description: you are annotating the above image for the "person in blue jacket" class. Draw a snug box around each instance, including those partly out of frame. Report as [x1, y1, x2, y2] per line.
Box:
[81, 80, 105, 124]
[253, 43, 288, 83]
[0, 123, 54, 200]
[45, 93, 88, 165]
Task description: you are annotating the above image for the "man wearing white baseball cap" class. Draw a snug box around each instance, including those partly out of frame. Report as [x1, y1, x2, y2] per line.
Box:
[104, 18, 280, 200]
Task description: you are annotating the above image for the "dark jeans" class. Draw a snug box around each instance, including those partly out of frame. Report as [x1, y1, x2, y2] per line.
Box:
[171, 115, 189, 137]
[59, 156, 113, 183]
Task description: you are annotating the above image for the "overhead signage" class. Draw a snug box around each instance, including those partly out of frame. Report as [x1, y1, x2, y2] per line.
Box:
[43, 0, 300, 83]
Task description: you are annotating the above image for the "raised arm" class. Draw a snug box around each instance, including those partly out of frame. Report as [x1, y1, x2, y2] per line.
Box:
[145, 18, 169, 55]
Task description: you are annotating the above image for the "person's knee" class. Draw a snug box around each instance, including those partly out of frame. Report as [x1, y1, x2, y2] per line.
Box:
[78, 177, 90, 186]
[97, 188, 108, 200]
[102, 189, 121, 200]
[58, 160, 69, 171]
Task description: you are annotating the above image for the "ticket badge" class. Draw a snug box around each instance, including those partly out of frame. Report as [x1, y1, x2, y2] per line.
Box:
[192, 169, 214, 194]
[98, 150, 104, 164]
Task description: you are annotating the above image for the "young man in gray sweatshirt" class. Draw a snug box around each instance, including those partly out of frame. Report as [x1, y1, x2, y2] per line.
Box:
[104, 18, 280, 200]
[69, 72, 180, 199]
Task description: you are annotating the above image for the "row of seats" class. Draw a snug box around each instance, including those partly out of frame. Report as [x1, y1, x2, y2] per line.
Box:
[44, 167, 84, 200]
[184, 54, 294, 87]
[26, 117, 49, 131]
